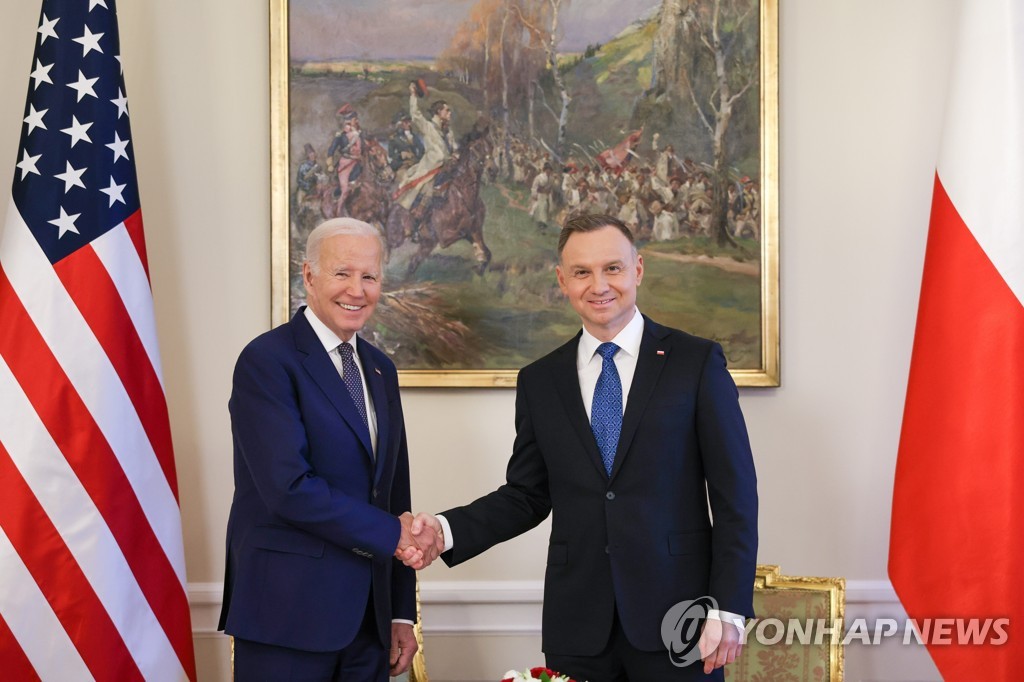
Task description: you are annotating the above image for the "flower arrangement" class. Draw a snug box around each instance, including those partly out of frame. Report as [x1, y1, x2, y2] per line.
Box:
[501, 667, 577, 682]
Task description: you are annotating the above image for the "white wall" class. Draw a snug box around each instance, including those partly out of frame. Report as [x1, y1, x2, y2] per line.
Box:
[0, 1, 961, 680]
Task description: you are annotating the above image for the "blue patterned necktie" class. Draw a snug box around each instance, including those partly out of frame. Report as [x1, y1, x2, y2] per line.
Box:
[338, 343, 369, 430]
[591, 342, 622, 476]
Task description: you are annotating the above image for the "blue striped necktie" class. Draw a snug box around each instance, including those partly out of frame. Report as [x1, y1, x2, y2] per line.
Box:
[591, 342, 622, 476]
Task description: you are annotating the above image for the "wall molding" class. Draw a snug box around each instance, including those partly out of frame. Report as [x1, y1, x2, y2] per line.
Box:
[188, 579, 903, 638]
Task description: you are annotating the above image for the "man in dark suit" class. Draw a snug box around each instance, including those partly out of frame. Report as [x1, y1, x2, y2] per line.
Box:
[388, 111, 425, 177]
[407, 214, 758, 681]
[220, 218, 439, 681]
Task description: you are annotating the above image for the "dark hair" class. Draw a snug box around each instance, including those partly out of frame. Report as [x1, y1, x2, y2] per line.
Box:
[429, 100, 449, 117]
[557, 213, 634, 256]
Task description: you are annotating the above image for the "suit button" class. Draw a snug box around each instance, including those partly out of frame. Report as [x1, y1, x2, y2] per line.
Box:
[606, 491, 615, 500]
[372, 489, 378, 498]
[605, 546, 611, 554]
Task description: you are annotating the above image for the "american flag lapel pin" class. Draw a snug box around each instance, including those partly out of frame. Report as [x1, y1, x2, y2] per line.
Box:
[374, 367, 382, 375]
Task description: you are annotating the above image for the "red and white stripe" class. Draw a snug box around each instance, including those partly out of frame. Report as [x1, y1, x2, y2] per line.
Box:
[889, 0, 1024, 678]
[0, 202, 194, 680]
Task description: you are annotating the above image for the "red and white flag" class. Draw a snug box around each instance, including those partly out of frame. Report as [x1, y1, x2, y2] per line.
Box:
[596, 130, 644, 172]
[889, 0, 1024, 677]
[0, 1, 195, 680]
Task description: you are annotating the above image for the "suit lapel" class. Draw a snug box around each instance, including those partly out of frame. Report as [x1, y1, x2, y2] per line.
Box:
[610, 317, 670, 482]
[358, 342, 390, 484]
[551, 333, 609, 479]
[293, 312, 374, 461]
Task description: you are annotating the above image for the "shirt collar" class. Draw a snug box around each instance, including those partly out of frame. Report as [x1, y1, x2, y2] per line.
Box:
[304, 306, 358, 355]
[577, 307, 644, 367]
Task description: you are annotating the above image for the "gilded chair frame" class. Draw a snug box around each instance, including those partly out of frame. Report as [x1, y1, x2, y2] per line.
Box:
[749, 564, 846, 682]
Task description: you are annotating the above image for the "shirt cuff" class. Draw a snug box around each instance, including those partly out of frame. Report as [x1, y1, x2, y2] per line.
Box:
[707, 609, 746, 631]
[392, 619, 415, 626]
[436, 514, 454, 553]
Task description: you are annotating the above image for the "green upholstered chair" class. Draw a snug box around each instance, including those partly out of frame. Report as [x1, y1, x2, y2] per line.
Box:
[724, 565, 845, 682]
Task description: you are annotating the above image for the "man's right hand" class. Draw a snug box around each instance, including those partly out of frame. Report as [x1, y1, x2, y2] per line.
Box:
[699, 617, 744, 674]
[394, 512, 443, 569]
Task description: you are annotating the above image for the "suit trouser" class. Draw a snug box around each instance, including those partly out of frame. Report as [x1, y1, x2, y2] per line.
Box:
[546, 608, 725, 682]
[234, 594, 388, 682]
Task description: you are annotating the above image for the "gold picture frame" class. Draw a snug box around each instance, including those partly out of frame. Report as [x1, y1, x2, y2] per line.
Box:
[270, 0, 779, 387]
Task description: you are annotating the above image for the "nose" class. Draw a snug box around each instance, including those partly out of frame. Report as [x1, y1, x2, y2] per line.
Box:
[346, 277, 364, 298]
[592, 271, 609, 293]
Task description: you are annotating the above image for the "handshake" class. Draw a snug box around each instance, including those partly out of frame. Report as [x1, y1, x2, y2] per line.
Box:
[394, 512, 444, 570]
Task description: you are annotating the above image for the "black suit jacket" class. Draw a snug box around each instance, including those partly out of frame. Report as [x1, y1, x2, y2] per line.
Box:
[218, 309, 416, 652]
[442, 316, 757, 655]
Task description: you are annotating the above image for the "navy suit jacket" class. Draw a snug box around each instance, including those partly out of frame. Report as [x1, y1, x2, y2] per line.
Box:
[218, 309, 416, 652]
[441, 316, 758, 655]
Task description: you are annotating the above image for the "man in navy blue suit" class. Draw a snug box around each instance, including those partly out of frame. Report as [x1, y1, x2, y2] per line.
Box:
[219, 218, 440, 681]
[407, 214, 758, 681]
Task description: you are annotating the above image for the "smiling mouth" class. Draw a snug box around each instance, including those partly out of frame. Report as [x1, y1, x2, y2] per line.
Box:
[338, 303, 364, 311]
[589, 298, 614, 305]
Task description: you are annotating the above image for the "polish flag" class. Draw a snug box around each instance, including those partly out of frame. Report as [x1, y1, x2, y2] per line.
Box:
[888, 0, 1024, 678]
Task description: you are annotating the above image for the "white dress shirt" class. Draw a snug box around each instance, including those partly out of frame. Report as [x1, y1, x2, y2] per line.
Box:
[576, 306, 645, 420]
[304, 307, 378, 455]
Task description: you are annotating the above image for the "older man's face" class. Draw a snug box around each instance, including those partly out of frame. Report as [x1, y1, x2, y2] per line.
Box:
[303, 234, 382, 341]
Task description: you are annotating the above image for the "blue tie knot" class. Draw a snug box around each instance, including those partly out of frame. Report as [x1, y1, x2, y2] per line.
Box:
[338, 343, 354, 361]
[597, 342, 619, 361]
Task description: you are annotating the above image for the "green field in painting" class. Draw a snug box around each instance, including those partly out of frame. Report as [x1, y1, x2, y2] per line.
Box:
[637, 254, 761, 369]
[366, 185, 760, 370]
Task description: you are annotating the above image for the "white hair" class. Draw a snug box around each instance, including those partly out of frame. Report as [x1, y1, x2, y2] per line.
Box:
[304, 218, 385, 274]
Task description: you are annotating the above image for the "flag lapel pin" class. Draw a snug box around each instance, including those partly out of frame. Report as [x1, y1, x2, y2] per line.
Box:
[656, 350, 665, 356]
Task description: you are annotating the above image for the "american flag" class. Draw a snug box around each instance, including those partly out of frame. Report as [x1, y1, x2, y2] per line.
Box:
[0, 1, 195, 680]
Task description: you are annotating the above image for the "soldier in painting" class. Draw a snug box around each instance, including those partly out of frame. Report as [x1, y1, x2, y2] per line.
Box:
[388, 111, 424, 184]
[327, 104, 364, 214]
[529, 162, 555, 232]
[394, 81, 458, 220]
[295, 143, 321, 208]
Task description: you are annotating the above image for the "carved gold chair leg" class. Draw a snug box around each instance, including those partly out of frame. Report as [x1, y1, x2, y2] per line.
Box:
[409, 581, 429, 682]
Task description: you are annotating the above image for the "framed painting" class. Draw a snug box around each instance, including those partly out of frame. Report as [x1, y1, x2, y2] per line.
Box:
[271, 0, 779, 387]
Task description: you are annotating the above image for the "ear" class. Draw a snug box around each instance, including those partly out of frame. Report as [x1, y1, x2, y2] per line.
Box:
[635, 254, 644, 286]
[302, 262, 314, 291]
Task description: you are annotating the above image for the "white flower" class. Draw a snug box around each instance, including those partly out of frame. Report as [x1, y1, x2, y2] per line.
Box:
[501, 672, 531, 682]
[501, 671, 575, 682]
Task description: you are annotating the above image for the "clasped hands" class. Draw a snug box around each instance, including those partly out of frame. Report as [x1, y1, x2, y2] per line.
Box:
[394, 512, 444, 569]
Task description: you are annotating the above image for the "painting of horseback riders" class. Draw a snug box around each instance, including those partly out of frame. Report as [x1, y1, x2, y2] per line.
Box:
[273, 0, 778, 386]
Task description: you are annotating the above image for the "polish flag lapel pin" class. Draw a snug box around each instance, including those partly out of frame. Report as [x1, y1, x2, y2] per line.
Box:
[656, 349, 665, 356]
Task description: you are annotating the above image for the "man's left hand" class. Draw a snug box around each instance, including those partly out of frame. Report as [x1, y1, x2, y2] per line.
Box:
[390, 622, 418, 675]
[698, 617, 743, 674]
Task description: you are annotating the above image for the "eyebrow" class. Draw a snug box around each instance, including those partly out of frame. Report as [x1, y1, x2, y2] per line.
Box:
[568, 259, 625, 270]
